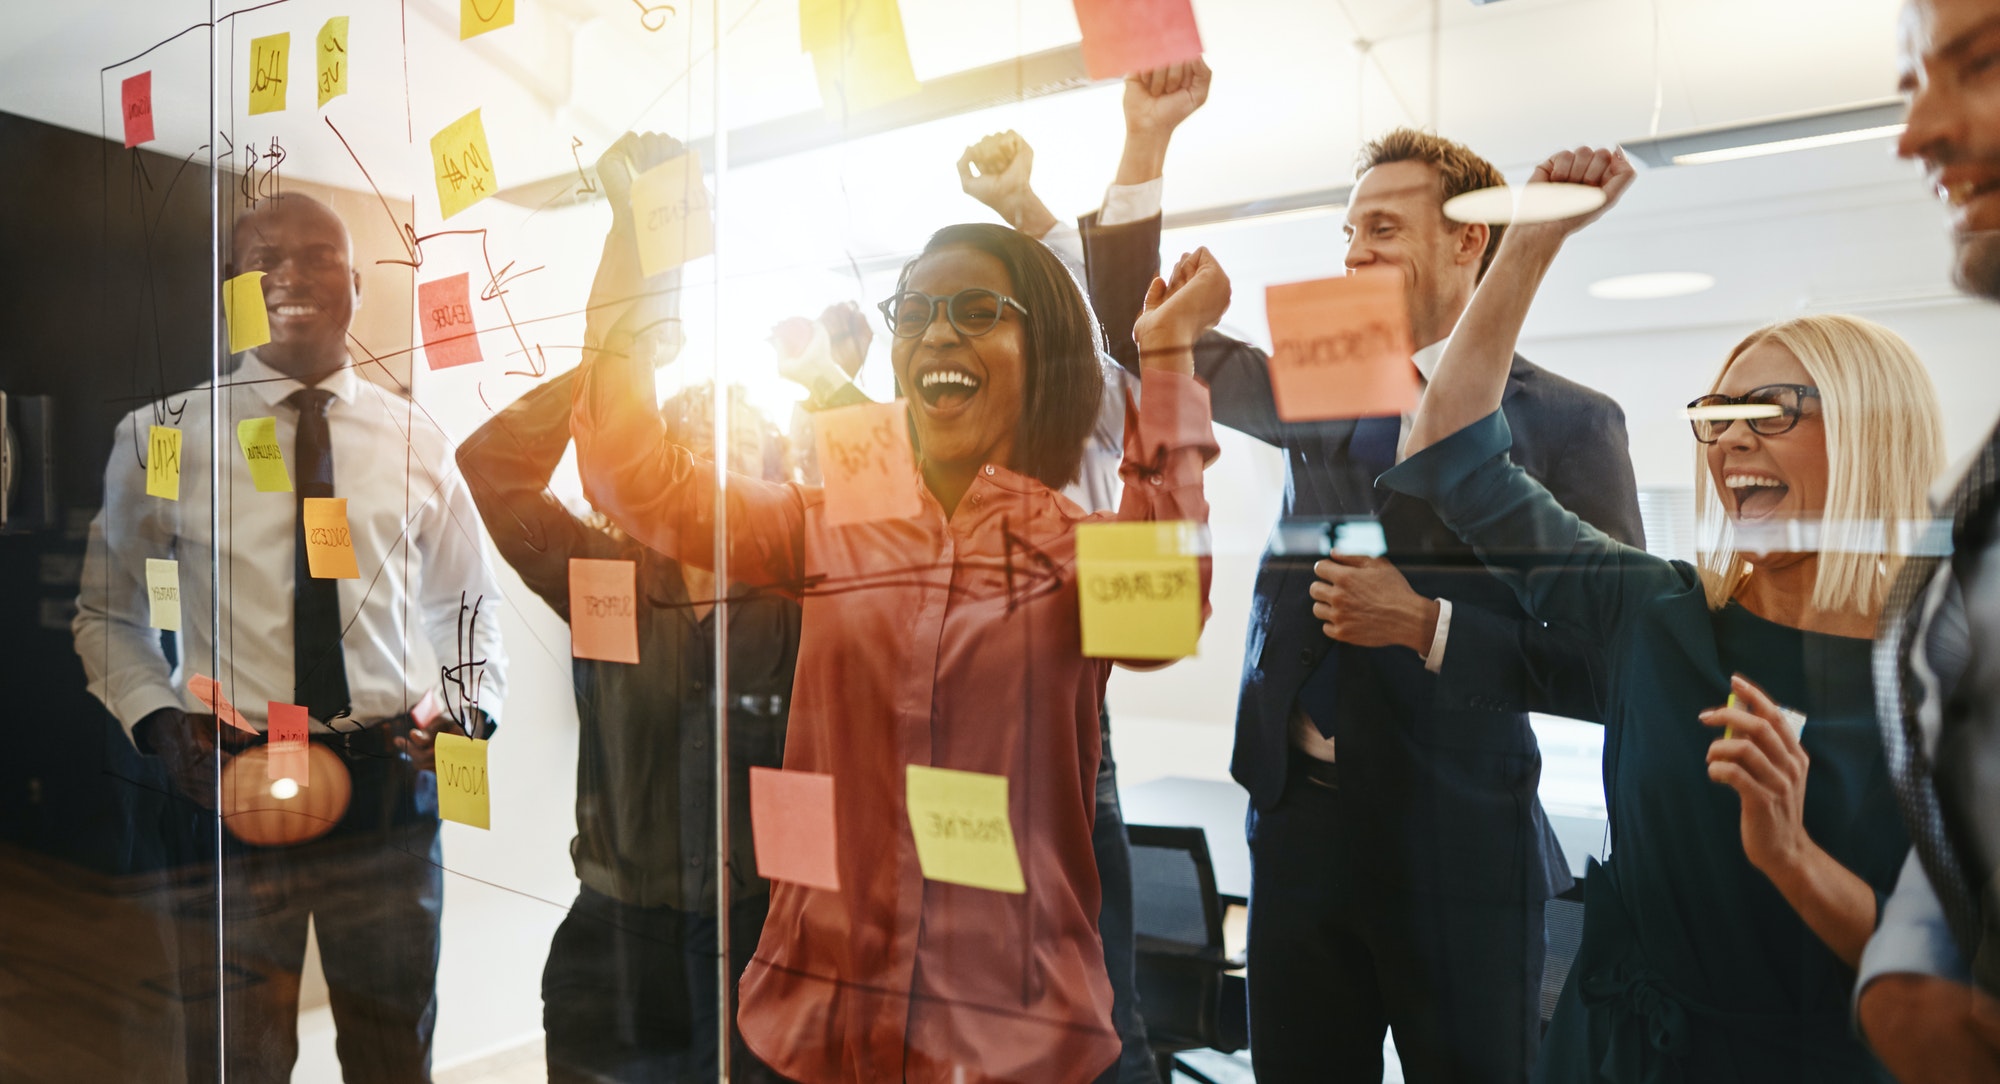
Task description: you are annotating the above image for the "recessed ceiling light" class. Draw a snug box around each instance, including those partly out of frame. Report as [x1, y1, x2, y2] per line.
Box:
[1588, 271, 1716, 300]
[1443, 183, 1606, 225]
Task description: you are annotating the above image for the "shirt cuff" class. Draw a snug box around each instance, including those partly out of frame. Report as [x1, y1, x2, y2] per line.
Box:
[1421, 597, 1453, 673]
[1854, 851, 1972, 1025]
[1099, 179, 1164, 228]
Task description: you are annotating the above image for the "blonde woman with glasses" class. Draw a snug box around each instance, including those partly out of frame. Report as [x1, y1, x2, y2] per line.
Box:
[1377, 146, 1944, 1082]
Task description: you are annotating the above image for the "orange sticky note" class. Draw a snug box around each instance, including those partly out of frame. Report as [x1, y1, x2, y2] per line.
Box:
[248, 32, 289, 115]
[800, 0, 921, 114]
[1073, 0, 1204, 81]
[146, 425, 181, 501]
[568, 558, 639, 664]
[904, 764, 1025, 894]
[1076, 521, 1203, 659]
[418, 272, 483, 369]
[266, 701, 310, 783]
[223, 271, 271, 354]
[316, 17, 348, 108]
[814, 399, 923, 527]
[302, 497, 360, 579]
[430, 108, 498, 220]
[628, 150, 714, 278]
[1264, 271, 1419, 422]
[749, 767, 842, 892]
[190, 674, 259, 734]
[122, 71, 154, 148]
[461, 0, 514, 39]
[435, 732, 490, 829]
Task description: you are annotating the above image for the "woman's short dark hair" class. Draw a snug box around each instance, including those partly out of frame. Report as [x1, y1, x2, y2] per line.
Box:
[899, 223, 1105, 491]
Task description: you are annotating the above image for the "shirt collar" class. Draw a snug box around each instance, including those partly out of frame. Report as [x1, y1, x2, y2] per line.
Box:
[1412, 338, 1449, 383]
[238, 349, 361, 410]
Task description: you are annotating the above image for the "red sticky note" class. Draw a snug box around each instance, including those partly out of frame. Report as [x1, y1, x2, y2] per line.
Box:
[266, 701, 310, 783]
[1264, 271, 1420, 422]
[189, 674, 258, 734]
[418, 272, 483, 369]
[1072, 0, 1204, 81]
[814, 399, 923, 527]
[569, 558, 639, 664]
[122, 71, 155, 148]
[749, 767, 842, 892]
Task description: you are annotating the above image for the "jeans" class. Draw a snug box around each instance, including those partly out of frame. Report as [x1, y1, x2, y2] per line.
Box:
[1093, 711, 1160, 1084]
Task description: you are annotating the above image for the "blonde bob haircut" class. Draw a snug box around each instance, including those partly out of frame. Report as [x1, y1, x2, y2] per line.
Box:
[1695, 314, 1944, 615]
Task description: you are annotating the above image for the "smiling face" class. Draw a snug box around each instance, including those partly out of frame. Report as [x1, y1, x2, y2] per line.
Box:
[890, 245, 1027, 478]
[1898, 0, 2000, 299]
[1343, 160, 1485, 348]
[229, 195, 360, 384]
[1704, 340, 1830, 528]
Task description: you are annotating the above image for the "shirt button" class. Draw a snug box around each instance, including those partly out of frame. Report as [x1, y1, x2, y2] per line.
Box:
[693, 737, 705, 749]
[1298, 648, 1314, 665]
[1148, 474, 1163, 486]
[984, 465, 995, 476]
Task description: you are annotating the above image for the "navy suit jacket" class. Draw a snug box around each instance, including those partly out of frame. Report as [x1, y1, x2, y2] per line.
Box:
[1080, 213, 1645, 902]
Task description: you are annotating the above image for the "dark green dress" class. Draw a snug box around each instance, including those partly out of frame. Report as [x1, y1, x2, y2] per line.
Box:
[1381, 411, 1906, 1083]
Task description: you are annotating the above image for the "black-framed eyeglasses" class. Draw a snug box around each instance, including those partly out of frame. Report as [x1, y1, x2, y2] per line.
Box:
[1685, 384, 1821, 444]
[877, 288, 1029, 339]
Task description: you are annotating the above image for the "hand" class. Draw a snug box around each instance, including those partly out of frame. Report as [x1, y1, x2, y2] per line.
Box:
[1123, 60, 1211, 141]
[1308, 554, 1439, 653]
[394, 709, 479, 773]
[135, 707, 224, 809]
[595, 130, 688, 226]
[818, 301, 873, 376]
[1858, 973, 2000, 1084]
[1700, 674, 1813, 879]
[771, 317, 842, 393]
[1133, 247, 1231, 369]
[956, 131, 1058, 237]
[1518, 145, 1636, 241]
[587, 130, 688, 355]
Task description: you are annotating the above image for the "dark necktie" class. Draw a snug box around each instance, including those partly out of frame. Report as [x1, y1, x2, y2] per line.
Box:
[1294, 414, 1406, 740]
[289, 388, 352, 722]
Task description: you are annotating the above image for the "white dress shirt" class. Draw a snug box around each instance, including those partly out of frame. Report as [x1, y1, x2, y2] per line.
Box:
[74, 350, 507, 739]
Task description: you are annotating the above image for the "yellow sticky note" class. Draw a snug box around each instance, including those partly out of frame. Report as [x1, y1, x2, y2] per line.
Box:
[145, 558, 181, 631]
[223, 271, 271, 354]
[317, 17, 348, 108]
[430, 109, 499, 220]
[904, 764, 1025, 894]
[628, 150, 714, 278]
[801, 0, 920, 114]
[248, 32, 289, 115]
[461, 0, 514, 39]
[1076, 521, 1202, 660]
[434, 732, 490, 829]
[236, 417, 292, 492]
[302, 497, 361, 579]
[146, 425, 182, 501]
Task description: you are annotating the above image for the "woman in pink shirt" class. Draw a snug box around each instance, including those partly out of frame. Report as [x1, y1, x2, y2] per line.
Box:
[571, 134, 1230, 1083]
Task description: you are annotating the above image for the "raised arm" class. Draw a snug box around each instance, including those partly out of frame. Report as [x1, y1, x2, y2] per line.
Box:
[958, 130, 1059, 240]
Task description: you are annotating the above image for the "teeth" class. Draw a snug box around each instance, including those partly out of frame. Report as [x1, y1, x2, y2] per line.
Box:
[273, 304, 318, 316]
[1724, 474, 1784, 489]
[919, 370, 980, 390]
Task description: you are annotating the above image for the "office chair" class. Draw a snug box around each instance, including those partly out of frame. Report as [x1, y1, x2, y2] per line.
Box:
[1541, 872, 1589, 1025]
[1127, 824, 1247, 1084]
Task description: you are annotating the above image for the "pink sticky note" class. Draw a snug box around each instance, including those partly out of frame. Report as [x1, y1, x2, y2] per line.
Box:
[1263, 271, 1420, 422]
[266, 701, 310, 783]
[749, 767, 842, 892]
[569, 558, 640, 664]
[122, 71, 155, 148]
[189, 674, 258, 734]
[814, 399, 924, 527]
[418, 273, 483, 369]
[1072, 0, 1204, 81]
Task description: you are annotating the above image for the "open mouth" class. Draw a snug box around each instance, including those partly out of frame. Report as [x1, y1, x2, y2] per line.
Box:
[914, 361, 983, 414]
[1725, 472, 1790, 519]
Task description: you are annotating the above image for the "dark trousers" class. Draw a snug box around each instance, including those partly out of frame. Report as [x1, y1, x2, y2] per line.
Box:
[1245, 753, 1543, 1084]
[1092, 713, 1160, 1084]
[176, 734, 443, 1084]
[542, 886, 774, 1083]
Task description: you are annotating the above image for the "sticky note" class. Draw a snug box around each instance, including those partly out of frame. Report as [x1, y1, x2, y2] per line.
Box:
[302, 497, 361, 579]
[189, 674, 258, 734]
[800, 0, 921, 113]
[749, 767, 842, 891]
[628, 150, 714, 278]
[223, 271, 271, 354]
[434, 732, 490, 829]
[1072, 0, 1205, 81]
[248, 32, 289, 115]
[145, 558, 181, 631]
[122, 71, 154, 148]
[1264, 271, 1419, 422]
[430, 109, 499, 220]
[266, 701, 310, 782]
[235, 417, 292, 492]
[1076, 520, 1202, 659]
[418, 273, 483, 369]
[317, 17, 348, 108]
[568, 558, 639, 664]
[905, 765, 1025, 894]
[814, 399, 923, 527]
[461, 0, 514, 39]
[146, 425, 182, 501]
[1720, 692, 1805, 741]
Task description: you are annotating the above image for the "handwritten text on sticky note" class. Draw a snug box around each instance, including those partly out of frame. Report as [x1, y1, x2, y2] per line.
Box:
[224, 271, 271, 354]
[317, 17, 348, 107]
[146, 425, 182, 501]
[905, 764, 1025, 894]
[190, 674, 259, 734]
[800, 0, 921, 114]
[267, 701, 311, 782]
[248, 32, 289, 115]
[1264, 272, 1418, 422]
[435, 732, 490, 829]
[430, 109, 498, 220]
[568, 558, 639, 664]
[302, 497, 360, 579]
[749, 767, 842, 891]
[236, 417, 292, 492]
[628, 150, 714, 278]
[814, 399, 923, 527]
[1076, 521, 1202, 660]
[418, 272, 483, 369]
[146, 558, 181, 631]
[122, 71, 155, 148]
[461, 0, 514, 39]
[1072, 0, 1204, 81]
